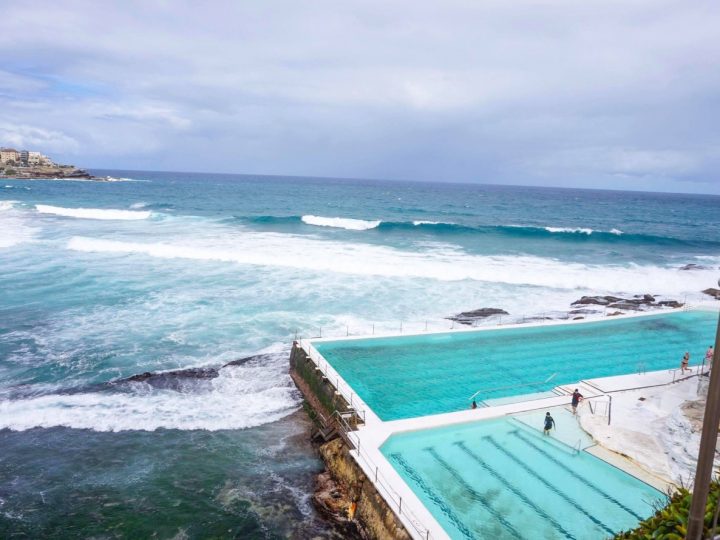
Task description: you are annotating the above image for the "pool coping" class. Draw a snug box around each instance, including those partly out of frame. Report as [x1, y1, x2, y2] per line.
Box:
[299, 305, 718, 540]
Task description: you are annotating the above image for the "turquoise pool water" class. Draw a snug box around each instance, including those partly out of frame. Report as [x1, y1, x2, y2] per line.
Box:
[314, 310, 717, 420]
[381, 417, 662, 540]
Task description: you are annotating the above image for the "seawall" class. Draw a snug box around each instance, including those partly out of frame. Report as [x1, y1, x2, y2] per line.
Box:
[289, 341, 411, 540]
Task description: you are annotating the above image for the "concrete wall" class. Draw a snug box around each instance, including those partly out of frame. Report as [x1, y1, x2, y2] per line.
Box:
[290, 341, 412, 540]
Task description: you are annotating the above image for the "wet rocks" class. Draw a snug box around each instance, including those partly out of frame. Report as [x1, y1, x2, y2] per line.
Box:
[447, 307, 509, 325]
[571, 294, 683, 311]
[680, 263, 708, 271]
[702, 288, 720, 300]
[123, 367, 219, 390]
[571, 296, 624, 306]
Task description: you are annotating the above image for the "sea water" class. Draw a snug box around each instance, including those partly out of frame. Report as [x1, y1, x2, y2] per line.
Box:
[0, 171, 718, 537]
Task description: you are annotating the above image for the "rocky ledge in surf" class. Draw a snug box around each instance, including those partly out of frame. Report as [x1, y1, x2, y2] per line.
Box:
[571, 294, 683, 311]
[116, 354, 265, 391]
[702, 288, 720, 300]
[447, 307, 509, 325]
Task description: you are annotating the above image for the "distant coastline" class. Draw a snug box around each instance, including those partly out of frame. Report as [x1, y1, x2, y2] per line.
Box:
[0, 146, 108, 181]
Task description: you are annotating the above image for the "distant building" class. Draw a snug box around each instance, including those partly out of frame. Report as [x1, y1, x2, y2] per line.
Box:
[0, 148, 19, 164]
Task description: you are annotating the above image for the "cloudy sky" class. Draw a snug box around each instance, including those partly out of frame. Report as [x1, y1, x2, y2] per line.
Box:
[1, 1, 719, 193]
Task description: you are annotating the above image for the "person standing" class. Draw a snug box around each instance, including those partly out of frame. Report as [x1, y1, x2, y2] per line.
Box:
[681, 351, 691, 374]
[543, 412, 555, 435]
[571, 389, 584, 415]
[706, 346, 714, 372]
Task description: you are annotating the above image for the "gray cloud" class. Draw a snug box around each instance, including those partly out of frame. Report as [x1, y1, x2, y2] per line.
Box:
[1, 0, 719, 193]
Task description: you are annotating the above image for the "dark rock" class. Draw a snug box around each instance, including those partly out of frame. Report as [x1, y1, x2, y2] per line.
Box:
[607, 311, 624, 316]
[572, 293, 683, 313]
[571, 296, 623, 306]
[223, 355, 260, 367]
[607, 301, 645, 311]
[447, 307, 509, 325]
[657, 300, 684, 308]
[680, 264, 708, 271]
[702, 288, 720, 300]
[573, 316, 585, 320]
[569, 308, 601, 315]
[122, 367, 220, 390]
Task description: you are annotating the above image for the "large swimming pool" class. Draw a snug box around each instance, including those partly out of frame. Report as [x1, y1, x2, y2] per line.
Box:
[382, 415, 662, 540]
[314, 310, 717, 420]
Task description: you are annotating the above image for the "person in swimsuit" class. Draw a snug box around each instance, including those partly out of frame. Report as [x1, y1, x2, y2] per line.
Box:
[571, 389, 583, 415]
[543, 412, 555, 435]
[681, 352, 691, 374]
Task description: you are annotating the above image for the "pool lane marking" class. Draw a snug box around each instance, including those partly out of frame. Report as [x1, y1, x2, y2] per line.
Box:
[423, 448, 531, 540]
[510, 430, 644, 520]
[430, 446, 578, 540]
[389, 453, 476, 540]
[470, 438, 616, 537]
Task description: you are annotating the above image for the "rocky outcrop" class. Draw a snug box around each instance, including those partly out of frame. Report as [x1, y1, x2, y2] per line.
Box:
[680, 263, 709, 271]
[447, 307, 509, 325]
[318, 438, 411, 540]
[571, 294, 683, 311]
[702, 288, 720, 300]
[115, 354, 264, 391]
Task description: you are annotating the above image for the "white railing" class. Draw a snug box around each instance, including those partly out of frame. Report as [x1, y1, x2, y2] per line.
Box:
[334, 412, 434, 540]
[585, 394, 612, 425]
[289, 303, 711, 343]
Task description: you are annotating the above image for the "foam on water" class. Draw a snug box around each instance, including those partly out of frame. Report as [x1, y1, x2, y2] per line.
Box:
[0, 350, 299, 432]
[36, 204, 151, 220]
[0, 200, 37, 248]
[301, 214, 380, 230]
[66, 232, 717, 295]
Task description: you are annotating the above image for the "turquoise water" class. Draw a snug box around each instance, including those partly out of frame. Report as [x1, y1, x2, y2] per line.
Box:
[382, 417, 662, 540]
[1, 172, 718, 536]
[315, 310, 718, 420]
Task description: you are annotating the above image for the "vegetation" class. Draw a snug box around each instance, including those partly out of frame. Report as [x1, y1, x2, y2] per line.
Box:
[615, 481, 720, 540]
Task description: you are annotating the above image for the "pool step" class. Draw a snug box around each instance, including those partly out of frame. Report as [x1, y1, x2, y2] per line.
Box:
[555, 381, 603, 400]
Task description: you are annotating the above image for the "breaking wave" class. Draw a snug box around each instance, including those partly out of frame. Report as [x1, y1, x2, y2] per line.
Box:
[301, 214, 381, 230]
[36, 204, 151, 220]
[241, 214, 717, 248]
[0, 351, 300, 432]
[65, 233, 719, 294]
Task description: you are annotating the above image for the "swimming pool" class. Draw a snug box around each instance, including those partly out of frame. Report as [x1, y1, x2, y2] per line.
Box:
[314, 310, 717, 420]
[381, 415, 662, 540]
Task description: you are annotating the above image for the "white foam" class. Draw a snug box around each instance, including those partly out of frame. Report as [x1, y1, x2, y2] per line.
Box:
[0, 356, 299, 432]
[609, 228, 624, 235]
[413, 220, 449, 226]
[0, 200, 18, 211]
[36, 204, 151, 220]
[0, 201, 36, 248]
[301, 214, 380, 230]
[65, 232, 719, 296]
[545, 227, 594, 235]
[130, 201, 148, 209]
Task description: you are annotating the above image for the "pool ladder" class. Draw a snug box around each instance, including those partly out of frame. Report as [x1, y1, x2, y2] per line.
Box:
[573, 439, 582, 455]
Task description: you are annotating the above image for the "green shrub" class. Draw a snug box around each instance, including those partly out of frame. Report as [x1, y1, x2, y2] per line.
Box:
[615, 481, 720, 539]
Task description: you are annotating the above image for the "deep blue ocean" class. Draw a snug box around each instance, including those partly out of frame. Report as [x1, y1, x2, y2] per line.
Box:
[1, 170, 719, 538]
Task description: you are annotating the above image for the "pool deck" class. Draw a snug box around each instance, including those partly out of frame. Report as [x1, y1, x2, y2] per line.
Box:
[297, 305, 718, 540]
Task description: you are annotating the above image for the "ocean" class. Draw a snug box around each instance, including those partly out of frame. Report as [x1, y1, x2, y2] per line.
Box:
[1, 171, 719, 538]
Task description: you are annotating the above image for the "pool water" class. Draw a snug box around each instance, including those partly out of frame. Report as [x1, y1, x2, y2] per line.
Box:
[381, 416, 662, 540]
[314, 310, 717, 420]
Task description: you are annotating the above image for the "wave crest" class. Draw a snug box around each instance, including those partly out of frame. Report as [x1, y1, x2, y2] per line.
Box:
[301, 215, 381, 230]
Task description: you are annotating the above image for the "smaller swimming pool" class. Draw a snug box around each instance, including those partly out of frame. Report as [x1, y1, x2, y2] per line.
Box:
[381, 413, 662, 540]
